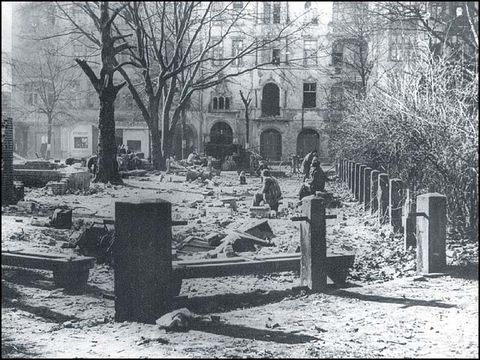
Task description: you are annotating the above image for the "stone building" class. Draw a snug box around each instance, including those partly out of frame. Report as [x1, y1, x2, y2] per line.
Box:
[11, 2, 472, 163]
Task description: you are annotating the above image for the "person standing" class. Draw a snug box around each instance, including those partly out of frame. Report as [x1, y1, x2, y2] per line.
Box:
[301, 149, 317, 181]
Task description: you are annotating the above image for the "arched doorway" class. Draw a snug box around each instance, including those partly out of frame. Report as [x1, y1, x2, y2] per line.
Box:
[297, 129, 319, 157]
[261, 83, 280, 116]
[260, 129, 282, 161]
[207, 122, 234, 160]
[173, 124, 196, 159]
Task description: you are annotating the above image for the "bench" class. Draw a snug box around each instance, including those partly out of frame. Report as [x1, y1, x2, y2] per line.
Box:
[169, 252, 355, 296]
[2, 250, 96, 293]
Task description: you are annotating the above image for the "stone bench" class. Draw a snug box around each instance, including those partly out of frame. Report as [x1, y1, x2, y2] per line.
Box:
[2, 250, 95, 293]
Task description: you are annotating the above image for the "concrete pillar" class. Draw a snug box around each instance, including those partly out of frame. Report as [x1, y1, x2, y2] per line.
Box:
[359, 165, 367, 203]
[1, 117, 15, 205]
[354, 163, 361, 199]
[364, 167, 372, 211]
[389, 179, 405, 233]
[378, 173, 389, 224]
[416, 193, 446, 274]
[403, 189, 417, 250]
[348, 162, 353, 190]
[114, 199, 173, 324]
[300, 194, 327, 291]
[370, 170, 380, 214]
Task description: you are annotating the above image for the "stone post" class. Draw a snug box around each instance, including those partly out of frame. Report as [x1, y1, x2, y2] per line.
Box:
[348, 161, 353, 190]
[359, 165, 367, 203]
[403, 189, 417, 250]
[370, 170, 380, 214]
[354, 163, 361, 199]
[300, 194, 327, 291]
[364, 167, 372, 211]
[114, 199, 173, 324]
[389, 179, 405, 233]
[416, 193, 446, 274]
[1, 117, 15, 205]
[378, 173, 389, 224]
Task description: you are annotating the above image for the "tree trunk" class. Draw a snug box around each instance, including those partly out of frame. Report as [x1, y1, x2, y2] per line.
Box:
[151, 128, 164, 170]
[245, 110, 250, 146]
[95, 88, 122, 184]
[46, 115, 53, 160]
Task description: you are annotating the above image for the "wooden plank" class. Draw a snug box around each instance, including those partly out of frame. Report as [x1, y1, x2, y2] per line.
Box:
[2, 252, 95, 269]
[174, 255, 355, 283]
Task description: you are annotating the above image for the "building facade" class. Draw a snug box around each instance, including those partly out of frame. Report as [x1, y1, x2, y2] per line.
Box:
[11, 2, 472, 163]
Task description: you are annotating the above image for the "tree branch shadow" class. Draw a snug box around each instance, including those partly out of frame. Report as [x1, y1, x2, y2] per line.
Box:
[330, 289, 457, 309]
[175, 282, 360, 314]
[190, 319, 319, 344]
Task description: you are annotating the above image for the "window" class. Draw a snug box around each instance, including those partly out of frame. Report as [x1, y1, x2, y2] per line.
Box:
[212, 40, 224, 66]
[212, 96, 231, 110]
[303, 83, 316, 108]
[332, 41, 343, 71]
[431, 2, 446, 20]
[456, 5, 463, 17]
[263, 2, 271, 23]
[272, 48, 281, 65]
[263, 2, 281, 24]
[74, 136, 89, 149]
[389, 33, 401, 61]
[127, 140, 141, 152]
[389, 31, 416, 61]
[273, 2, 281, 23]
[25, 82, 40, 106]
[233, 1, 243, 10]
[232, 39, 244, 66]
[304, 39, 318, 66]
[330, 86, 344, 109]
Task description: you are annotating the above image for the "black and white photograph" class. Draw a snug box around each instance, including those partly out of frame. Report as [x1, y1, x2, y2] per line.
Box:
[1, 1, 478, 358]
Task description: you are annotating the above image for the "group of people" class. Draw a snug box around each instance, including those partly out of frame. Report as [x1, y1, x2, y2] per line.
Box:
[251, 148, 331, 214]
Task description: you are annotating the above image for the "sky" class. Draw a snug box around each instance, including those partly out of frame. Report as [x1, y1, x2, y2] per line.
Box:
[2, 1, 12, 52]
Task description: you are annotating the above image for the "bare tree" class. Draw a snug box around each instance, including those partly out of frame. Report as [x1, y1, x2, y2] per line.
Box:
[110, 1, 310, 169]
[56, 1, 135, 184]
[10, 41, 82, 159]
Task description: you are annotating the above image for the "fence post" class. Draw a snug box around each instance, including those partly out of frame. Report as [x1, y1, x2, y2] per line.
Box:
[114, 199, 173, 324]
[364, 167, 372, 211]
[359, 165, 367, 203]
[343, 160, 348, 183]
[378, 173, 389, 224]
[348, 161, 353, 191]
[354, 163, 361, 199]
[370, 170, 380, 214]
[403, 189, 417, 250]
[389, 179, 405, 233]
[1, 117, 15, 205]
[416, 193, 446, 274]
[300, 194, 327, 291]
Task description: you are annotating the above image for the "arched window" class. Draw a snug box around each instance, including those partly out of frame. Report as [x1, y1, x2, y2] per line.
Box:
[261, 83, 280, 116]
[219, 97, 224, 110]
[297, 129, 319, 157]
[213, 97, 218, 110]
[225, 97, 230, 110]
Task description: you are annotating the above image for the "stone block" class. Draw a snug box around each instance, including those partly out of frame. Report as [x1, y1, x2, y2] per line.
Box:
[378, 173, 389, 224]
[416, 193, 446, 274]
[370, 170, 380, 214]
[363, 167, 372, 211]
[359, 165, 367, 203]
[50, 208, 72, 229]
[389, 178, 405, 233]
[249, 205, 271, 218]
